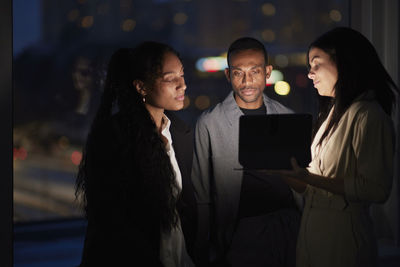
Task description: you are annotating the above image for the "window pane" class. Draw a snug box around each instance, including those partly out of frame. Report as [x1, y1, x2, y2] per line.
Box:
[13, 0, 349, 222]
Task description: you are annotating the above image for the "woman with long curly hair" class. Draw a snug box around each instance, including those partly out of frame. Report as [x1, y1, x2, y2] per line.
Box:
[265, 27, 398, 266]
[75, 42, 196, 266]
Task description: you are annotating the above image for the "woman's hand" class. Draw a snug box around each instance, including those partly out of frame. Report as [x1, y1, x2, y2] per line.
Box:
[258, 157, 309, 193]
[261, 157, 345, 196]
[260, 157, 310, 181]
[270, 157, 309, 180]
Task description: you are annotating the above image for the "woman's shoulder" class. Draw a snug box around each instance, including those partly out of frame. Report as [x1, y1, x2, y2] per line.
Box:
[350, 99, 386, 114]
[164, 110, 192, 133]
[347, 99, 392, 130]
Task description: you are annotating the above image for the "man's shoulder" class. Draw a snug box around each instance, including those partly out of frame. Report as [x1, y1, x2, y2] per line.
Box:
[197, 93, 232, 124]
[196, 102, 224, 126]
[263, 94, 293, 113]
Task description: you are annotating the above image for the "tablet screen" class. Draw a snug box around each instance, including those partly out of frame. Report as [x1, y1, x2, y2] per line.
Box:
[239, 114, 312, 170]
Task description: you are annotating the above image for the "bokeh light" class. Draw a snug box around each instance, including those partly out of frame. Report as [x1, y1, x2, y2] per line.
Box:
[174, 12, 188, 25]
[275, 54, 289, 68]
[196, 57, 228, 72]
[81, 16, 94, 28]
[122, 19, 136, 31]
[274, 81, 291, 95]
[290, 53, 307, 66]
[267, 70, 284, 85]
[71, 151, 83, 166]
[262, 29, 275, 42]
[329, 9, 342, 22]
[194, 95, 211, 110]
[13, 147, 27, 161]
[67, 9, 79, 22]
[261, 3, 276, 16]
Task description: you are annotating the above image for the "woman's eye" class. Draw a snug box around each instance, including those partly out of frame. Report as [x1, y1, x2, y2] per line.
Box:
[310, 64, 318, 71]
[162, 76, 174, 82]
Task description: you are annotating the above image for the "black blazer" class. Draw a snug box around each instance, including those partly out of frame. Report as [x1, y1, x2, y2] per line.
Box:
[79, 111, 196, 266]
[165, 110, 197, 259]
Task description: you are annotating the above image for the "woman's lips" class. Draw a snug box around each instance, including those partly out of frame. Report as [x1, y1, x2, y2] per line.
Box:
[176, 95, 185, 101]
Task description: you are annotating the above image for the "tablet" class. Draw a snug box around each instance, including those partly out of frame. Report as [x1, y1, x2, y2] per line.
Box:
[239, 113, 313, 170]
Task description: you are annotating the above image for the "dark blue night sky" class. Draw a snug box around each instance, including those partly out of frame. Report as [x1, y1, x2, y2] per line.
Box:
[13, 0, 41, 56]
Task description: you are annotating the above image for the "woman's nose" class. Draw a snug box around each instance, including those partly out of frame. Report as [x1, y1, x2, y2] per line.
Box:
[307, 70, 315, 80]
[179, 77, 187, 91]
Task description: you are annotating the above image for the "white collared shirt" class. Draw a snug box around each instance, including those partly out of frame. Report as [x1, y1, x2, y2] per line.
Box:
[160, 114, 182, 191]
[159, 114, 194, 267]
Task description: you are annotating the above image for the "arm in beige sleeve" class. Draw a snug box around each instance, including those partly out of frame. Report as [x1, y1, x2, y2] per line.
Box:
[344, 109, 394, 203]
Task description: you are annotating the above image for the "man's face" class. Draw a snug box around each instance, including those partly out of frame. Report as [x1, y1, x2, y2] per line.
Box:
[225, 49, 272, 109]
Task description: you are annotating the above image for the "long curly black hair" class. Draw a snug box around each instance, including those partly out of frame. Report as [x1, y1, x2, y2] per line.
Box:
[307, 27, 399, 144]
[75, 42, 182, 233]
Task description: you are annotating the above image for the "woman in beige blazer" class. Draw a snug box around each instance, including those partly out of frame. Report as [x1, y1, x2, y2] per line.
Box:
[267, 27, 398, 267]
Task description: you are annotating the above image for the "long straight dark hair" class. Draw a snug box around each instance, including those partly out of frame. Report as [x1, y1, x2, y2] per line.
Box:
[308, 27, 398, 144]
[76, 42, 182, 233]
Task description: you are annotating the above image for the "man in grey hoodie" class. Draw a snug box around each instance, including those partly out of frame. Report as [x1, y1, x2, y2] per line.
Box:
[192, 37, 300, 267]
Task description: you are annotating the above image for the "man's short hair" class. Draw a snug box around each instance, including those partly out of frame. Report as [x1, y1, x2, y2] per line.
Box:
[227, 37, 268, 67]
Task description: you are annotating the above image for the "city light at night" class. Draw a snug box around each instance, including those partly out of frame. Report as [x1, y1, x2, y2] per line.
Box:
[267, 69, 284, 85]
[274, 80, 291, 95]
[196, 56, 228, 72]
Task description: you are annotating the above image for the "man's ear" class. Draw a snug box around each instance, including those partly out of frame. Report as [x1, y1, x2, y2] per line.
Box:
[265, 65, 273, 82]
[133, 80, 146, 97]
[224, 68, 231, 83]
